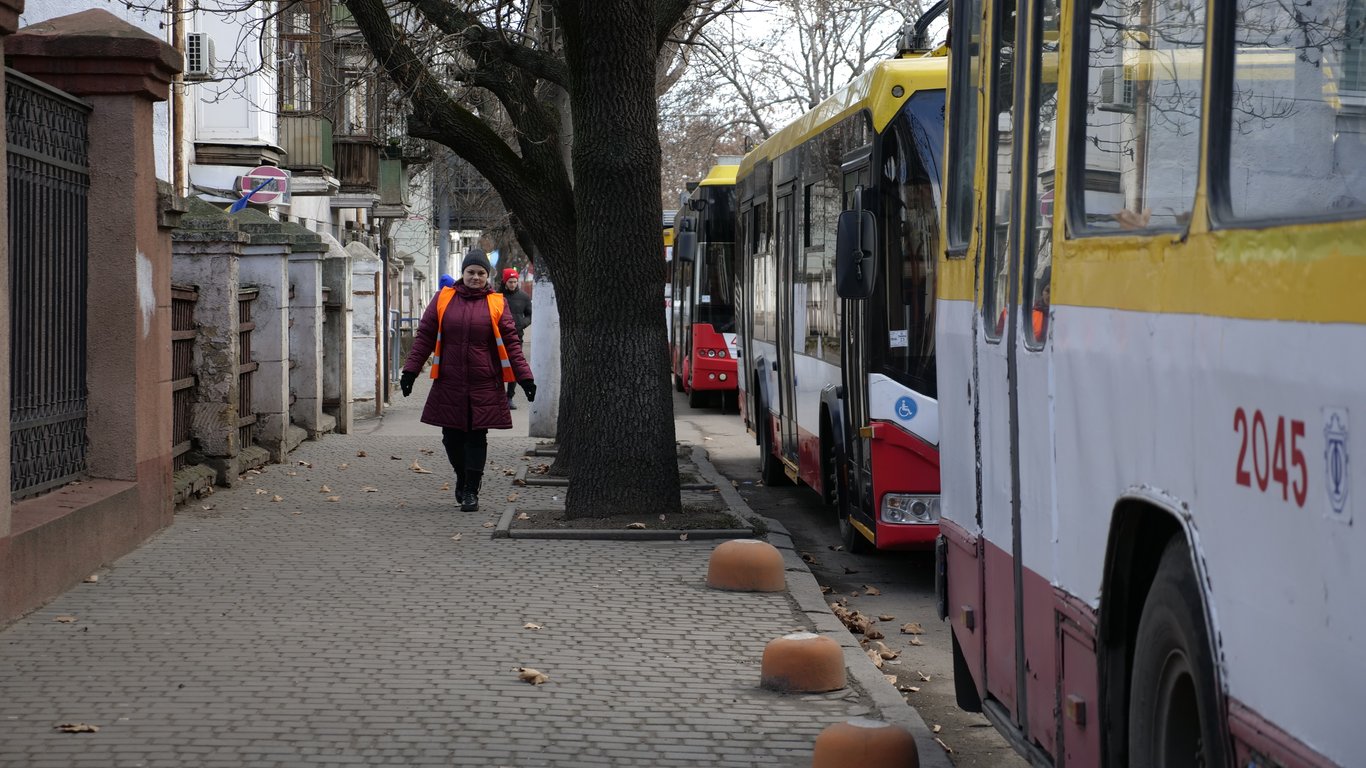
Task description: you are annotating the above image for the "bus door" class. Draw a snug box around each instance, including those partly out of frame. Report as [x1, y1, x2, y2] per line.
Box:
[976, 0, 1060, 752]
[775, 186, 799, 463]
[841, 160, 873, 516]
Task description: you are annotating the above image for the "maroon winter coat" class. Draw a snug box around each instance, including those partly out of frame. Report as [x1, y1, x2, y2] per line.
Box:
[403, 283, 533, 430]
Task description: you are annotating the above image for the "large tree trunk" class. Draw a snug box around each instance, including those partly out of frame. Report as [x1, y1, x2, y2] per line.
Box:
[559, 0, 680, 517]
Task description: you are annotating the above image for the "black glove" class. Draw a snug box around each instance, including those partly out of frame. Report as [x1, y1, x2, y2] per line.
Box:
[400, 370, 417, 397]
[519, 379, 536, 402]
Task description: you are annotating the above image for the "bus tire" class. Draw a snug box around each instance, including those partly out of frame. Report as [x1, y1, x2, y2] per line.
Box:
[836, 465, 869, 554]
[687, 377, 706, 408]
[674, 373, 684, 393]
[951, 629, 982, 713]
[1128, 537, 1228, 768]
[758, 403, 787, 486]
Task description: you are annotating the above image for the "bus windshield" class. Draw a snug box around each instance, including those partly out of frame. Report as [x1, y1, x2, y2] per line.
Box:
[875, 89, 946, 398]
[696, 242, 736, 333]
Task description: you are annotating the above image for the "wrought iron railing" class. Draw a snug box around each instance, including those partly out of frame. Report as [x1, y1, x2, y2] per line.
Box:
[238, 288, 259, 449]
[171, 285, 199, 471]
[7, 70, 91, 499]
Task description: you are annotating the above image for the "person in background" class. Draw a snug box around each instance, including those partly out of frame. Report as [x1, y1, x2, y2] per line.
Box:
[500, 267, 533, 409]
[400, 249, 535, 512]
[438, 274, 455, 290]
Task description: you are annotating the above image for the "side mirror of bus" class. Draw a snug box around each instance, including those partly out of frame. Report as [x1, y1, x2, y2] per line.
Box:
[835, 209, 877, 299]
[676, 230, 697, 263]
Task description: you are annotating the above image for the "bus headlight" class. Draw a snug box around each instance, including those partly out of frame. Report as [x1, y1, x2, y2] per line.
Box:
[881, 495, 940, 524]
[706, 349, 717, 358]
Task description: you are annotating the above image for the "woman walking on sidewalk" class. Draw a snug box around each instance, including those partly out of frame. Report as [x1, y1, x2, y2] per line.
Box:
[400, 249, 536, 511]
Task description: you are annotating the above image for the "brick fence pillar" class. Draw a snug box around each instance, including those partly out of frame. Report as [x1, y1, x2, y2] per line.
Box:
[0, 0, 24, 555]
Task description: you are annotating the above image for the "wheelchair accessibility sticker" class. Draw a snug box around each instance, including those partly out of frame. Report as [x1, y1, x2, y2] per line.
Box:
[895, 396, 918, 422]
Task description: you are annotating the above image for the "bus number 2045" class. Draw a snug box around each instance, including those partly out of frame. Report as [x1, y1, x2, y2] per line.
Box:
[1234, 407, 1308, 508]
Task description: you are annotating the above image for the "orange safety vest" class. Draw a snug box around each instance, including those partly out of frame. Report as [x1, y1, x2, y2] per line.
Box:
[430, 287, 515, 383]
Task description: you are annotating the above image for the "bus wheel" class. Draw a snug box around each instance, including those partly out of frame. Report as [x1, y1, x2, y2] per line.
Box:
[758, 405, 787, 486]
[674, 373, 684, 393]
[836, 468, 869, 554]
[1128, 538, 1227, 768]
[687, 378, 707, 408]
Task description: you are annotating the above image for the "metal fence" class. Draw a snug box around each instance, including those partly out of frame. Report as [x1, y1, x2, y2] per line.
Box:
[237, 288, 259, 449]
[171, 285, 198, 471]
[7, 70, 91, 499]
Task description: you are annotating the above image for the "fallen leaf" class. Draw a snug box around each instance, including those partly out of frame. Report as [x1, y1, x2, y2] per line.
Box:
[512, 478, 527, 487]
[247, 469, 262, 475]
[321, 484, 335, 493]
[286, 471, 298, 477]
[918, 671, 932, 682]
[659, 514, 666, 522]
[482, 521, 495, 528]
[54, 615, 77, 623]
[292, 510, 302, 515]
[863, 585, 882, 596]
[901, 622, 925, 635]
[843, 566, 858, 574]
[517, 667, 550, 685]
[865, 649, 884, 669]
[679, 533, 689, 541]
[865, 628, 885, 640]
[878, 614, 896, 622]
[625, 522, 647, 529]
[935, 737, 953, 754]
[884, 674, 899, 686]
[516, 512, 530, 521]
[801, 552, 816, 564]
[390, 455, 403, 461]
[360, 486, 378, 493]
[270, 495, 283, 502]
[440, 482, 451, 491]
[872, 641, 900, 660]
[255, 489, 268, 495]
[901, 684, 921, 693]
[909, 636, 923, 646]
[326, 496, 341, 502]
[828, 545, 844, 552]
[419, 448, 434, 455]
[933, 724, 942, 734]
[298, 461, 312, 468]
[523, 623, 543, 631]
[54, 723, 99, 733]
[356, 450, 367, 457]
[503, 469, 516, 476]
[508, 493, 520, 502]
[338, 463, 349, 470]
[451, 533, 462, 542]
[83, 575, 99, 584]
[410, 461, 432, 474]
[201, 505, 215, 511]
[819, 585, 832, 594]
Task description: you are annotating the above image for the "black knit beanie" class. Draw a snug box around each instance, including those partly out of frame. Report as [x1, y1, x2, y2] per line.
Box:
[461, 248, 492, 274]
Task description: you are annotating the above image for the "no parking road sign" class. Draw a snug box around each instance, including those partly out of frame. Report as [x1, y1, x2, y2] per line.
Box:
[238, 165, 290, 205]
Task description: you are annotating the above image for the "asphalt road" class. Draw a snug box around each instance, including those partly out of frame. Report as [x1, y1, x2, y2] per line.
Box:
[675, 390, 1028, 768]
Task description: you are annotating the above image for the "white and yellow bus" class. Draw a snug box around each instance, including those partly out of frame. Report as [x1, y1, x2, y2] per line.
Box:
[916, 0, 1366, 760]
[737, 32, 950, 551]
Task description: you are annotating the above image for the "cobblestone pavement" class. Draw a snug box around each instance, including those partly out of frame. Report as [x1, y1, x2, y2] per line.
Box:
[0, 382, 938, 767]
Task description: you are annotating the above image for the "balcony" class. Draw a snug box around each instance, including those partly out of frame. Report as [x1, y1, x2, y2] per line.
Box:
[374, 153, 408, 218]
[278, 114, 336, 192]
[334, 136, 380, 194]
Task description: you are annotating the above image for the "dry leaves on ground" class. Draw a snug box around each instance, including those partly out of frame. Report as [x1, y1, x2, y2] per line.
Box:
[326, 496, 341, 502]
[53, 615, 76, 623]
[935, 737, 953, 754]
[871, 641, 900, 660]
[361, 486, 378, 493]
[54, 723, 99, 733]
[918, 670, 932, 682]
[909, 636, 924, 646]
[901, 622, 925, 635]
[450, 533, 462, 542]
[523, 622, 543, 630]
[440, 482, 451, 491]
[933, 724, 942, 734]
[508, 493, 520, 503]
[517, 667, 550, 685]
[419, 448, 434, 455]
[899, 683, 921, 693]
[863, 585, 882, 596]
[271, 495, 283, 502]
[338, 463, 349, 470]
[878, 614, 896, 621]
[83, 575, 98, 584]
[390, 455, 403, 461]
[679, 533, 688, 541]
[319, 485, 332, 493]
[530, 464, 550, 475]
[410, 461, 432, 474]
[515, 512, 530, 520]
[625, 522, 647, 529]
[884, 674, 898, 686]
[866, 649, 884, 669]
[482, 521, 495, 528]
[512, 478, 527, 487]
[286, 471, 298, 477]
[864, 627, 885, 640]
[255, 489, 268, 495]
[356, 450, 367, 457]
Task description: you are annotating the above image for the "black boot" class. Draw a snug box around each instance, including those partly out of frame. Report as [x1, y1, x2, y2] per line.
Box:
[454, 472, 466, 506]
[461, 472, 482, 512]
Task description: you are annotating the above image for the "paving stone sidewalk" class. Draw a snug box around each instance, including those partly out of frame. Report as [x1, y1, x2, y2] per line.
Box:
[0, 388, 945, 767]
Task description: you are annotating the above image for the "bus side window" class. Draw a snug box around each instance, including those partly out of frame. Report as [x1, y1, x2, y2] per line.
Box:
[1220, 0, 1366, 220]
[1075, 0, 1206, 233]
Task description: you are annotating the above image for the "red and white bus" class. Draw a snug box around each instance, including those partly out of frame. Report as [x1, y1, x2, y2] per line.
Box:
[735, 47, 949, 552]
[927, 0, 1366, 759]
[670, 160, 739, 408]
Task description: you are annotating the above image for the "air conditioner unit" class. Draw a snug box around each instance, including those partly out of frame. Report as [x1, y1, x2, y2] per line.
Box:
[185, 32, 216, 80]
[1098, 66, 1135, 113]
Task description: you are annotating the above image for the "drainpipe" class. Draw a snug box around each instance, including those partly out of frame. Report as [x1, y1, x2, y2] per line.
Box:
[170, 0, 187, 195]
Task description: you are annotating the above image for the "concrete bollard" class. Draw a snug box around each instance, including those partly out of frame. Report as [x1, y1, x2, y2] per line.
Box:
[706, 539, 785, 592]
[759, 632, 846, 693]
[812, 717, 920, 768]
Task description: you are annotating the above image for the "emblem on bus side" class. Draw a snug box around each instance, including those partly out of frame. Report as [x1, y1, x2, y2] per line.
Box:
[896, 396, 918, 422]
[1324, 407, 1350, 523]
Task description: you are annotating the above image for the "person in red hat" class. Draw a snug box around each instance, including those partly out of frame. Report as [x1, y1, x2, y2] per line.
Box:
[500, 267, 533, 408]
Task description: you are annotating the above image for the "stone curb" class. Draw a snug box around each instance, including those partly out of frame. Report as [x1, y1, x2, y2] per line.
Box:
[689, 446, 954, 768]
[493, 504, 757, 541]
[513, 465, 569, 487]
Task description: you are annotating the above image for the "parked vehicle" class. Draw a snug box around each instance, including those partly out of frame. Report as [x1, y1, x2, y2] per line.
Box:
[670, 160, 739, 408]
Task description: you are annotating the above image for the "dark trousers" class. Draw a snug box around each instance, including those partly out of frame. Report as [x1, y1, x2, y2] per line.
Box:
[441, 428, 489, 487]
